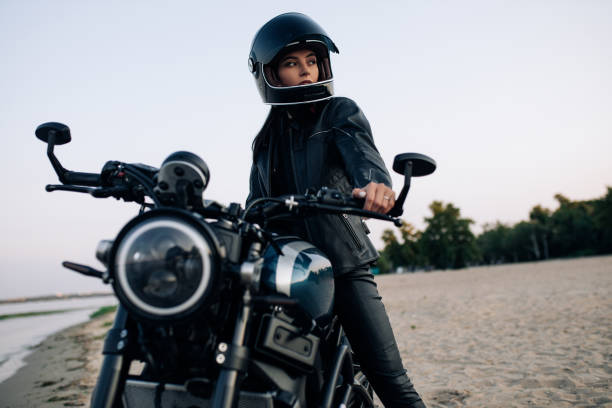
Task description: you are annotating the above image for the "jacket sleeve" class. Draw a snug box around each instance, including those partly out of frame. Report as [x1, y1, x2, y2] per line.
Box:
[246, 162, 265, 207]
[328, 97, 392, 189]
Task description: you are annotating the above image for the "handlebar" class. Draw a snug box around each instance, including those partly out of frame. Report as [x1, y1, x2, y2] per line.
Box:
[242, 188, 402, 227]
[37, 122, 434, 226]
[41, 146, 400, 226]
[44, 159, 159, 206]
[61, 171, 101, 187]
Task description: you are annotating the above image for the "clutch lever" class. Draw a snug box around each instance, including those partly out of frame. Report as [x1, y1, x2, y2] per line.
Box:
[46, 184, 96, 194]
[46, 184, 134, 202]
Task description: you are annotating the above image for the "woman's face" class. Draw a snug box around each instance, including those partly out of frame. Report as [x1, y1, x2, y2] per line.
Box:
[277, 49, 319, 87]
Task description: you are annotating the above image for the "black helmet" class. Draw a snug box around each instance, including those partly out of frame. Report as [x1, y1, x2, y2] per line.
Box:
[248, 13, 339, 105]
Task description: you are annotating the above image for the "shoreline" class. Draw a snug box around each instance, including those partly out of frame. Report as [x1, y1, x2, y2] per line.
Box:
[0, 313, 115, 408]
[1, 255, 610, 407]
[0, 293, 114, 305]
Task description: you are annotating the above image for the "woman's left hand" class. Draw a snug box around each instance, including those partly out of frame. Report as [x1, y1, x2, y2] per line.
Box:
[352, 182, 396, 214]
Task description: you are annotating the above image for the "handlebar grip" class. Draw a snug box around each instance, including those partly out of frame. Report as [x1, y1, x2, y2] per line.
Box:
[346, 197, 365, 209]
[63, 171, 101, 187]
[315, 187, 365, 208]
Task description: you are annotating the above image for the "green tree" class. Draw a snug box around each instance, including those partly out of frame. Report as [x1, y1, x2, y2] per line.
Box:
[549, 194, 597, 257]
[592, 187, 612, 254]
[477, 222, 512, 264]
[379, 222, 423, 273]
[376, 250, 393, 274]
[506, 221, 541, 262]
[420, 201, 480, 269]
[529, 205, 551, 259]
[378, 229, 402, 274]
[382, 188, 612, 270]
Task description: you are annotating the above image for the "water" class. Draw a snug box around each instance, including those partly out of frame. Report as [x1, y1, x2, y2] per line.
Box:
[0, 296, 117, 384]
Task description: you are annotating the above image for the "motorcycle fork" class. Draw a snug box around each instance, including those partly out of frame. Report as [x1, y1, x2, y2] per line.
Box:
[91, 305, 132, 408]
[210, 288, 253, 408]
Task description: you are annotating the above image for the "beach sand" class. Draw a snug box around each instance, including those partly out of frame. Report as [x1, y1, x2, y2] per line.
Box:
[378, 255, 612, 407]
[0, 313, 113, 407]
[1, 255, 610, 407]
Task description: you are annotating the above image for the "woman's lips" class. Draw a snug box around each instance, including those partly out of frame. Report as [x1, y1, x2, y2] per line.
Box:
[299, 80, 313, 85]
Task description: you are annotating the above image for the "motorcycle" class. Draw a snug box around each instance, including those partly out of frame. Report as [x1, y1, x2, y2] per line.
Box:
[35, 121, 436, 408]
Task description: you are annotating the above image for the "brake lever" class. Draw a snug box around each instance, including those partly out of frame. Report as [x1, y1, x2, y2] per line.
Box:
[46, 184, 96, 194]
[45, 183, 141, 204]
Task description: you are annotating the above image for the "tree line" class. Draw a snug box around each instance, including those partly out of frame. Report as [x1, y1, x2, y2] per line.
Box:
[376, 187, 612, 274]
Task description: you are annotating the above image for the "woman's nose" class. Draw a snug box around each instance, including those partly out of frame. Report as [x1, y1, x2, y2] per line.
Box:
[299, 63, 309, 76]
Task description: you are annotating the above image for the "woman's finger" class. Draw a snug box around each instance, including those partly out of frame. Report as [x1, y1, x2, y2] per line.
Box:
[352, 188, 366, 199]
[355, 182, 397, 214]
[373, 184, 387, 213]
[382, 188, 395, 213]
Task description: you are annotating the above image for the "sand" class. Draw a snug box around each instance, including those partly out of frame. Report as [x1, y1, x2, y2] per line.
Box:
[1, 255, 610, 407]
[378, 255, 612, 407]
[0, 313, 113, 407]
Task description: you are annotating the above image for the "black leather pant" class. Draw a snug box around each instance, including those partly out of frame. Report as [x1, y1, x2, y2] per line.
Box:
[334, 267, 426, 408]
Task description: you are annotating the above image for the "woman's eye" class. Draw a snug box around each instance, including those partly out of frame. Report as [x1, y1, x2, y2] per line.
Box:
[308, 59, 317, 65]
[283, 61, 296, 67]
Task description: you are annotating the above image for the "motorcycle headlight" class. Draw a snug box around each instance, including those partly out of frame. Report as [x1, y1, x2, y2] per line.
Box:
[111, 211, 220, 320]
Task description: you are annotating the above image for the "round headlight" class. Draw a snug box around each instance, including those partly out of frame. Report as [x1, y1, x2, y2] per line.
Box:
[112, 212, 218, 320]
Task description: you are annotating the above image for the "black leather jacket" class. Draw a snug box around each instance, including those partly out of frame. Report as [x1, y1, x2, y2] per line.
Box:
[247, 97, 392, 275]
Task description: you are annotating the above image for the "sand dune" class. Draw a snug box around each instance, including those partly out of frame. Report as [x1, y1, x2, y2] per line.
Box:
[1, 255, 610, 407]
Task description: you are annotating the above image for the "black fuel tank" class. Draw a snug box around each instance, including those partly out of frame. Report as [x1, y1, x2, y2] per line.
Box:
[260, 237, 334, 326]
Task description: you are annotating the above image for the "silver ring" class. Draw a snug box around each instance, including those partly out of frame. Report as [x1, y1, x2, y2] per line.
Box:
[383, 196, 390, 200]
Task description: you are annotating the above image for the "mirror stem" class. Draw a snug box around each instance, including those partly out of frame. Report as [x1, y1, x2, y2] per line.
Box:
[388, 161, 413, 217]
[45, 131, 101, 186]
[46, 131, 70, 184]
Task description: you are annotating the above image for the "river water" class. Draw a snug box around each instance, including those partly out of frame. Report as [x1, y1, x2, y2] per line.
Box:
[0, 296, 117, 384]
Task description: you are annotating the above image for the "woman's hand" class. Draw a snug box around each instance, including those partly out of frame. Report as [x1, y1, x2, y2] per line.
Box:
[352, 182, 395, 214]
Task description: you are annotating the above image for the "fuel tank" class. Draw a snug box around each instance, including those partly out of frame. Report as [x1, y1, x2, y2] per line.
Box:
[260, 237, 334, 326]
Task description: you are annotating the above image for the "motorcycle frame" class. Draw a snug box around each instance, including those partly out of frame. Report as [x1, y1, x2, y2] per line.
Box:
[34, 125, 431, 407]
[90, 293, 374, 408]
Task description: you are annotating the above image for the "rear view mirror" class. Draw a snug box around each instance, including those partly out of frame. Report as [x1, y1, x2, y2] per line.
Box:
[35, 122, 71, 145]
[35, 122, 100, 186]
[393, 153, 436, 177]
[388, 153, 436, 217]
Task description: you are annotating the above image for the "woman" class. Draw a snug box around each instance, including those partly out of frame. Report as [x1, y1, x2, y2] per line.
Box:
[247, 12, 426, 407]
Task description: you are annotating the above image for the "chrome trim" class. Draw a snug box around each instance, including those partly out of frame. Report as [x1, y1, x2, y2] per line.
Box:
[263, 95, 334, 106]
[96, 239, 114, 266]
[263, 73, 334, 91]
[161, 160, 208, 187]
[115, 217, 212, 316]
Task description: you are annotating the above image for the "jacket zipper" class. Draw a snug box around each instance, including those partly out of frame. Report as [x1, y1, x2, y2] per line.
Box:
[340, 214, 363, 250]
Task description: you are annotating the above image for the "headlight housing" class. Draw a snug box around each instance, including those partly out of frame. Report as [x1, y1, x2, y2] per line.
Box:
[110, 210, 220, 321]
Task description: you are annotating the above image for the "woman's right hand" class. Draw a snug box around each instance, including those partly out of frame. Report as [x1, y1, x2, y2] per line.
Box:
[352, 182, 395, 214]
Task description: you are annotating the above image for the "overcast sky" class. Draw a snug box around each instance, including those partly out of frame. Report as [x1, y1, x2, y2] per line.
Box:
[1, 0, 610, 298]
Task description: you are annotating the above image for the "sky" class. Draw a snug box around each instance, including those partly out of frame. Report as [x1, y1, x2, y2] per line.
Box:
[1, 0, 610, 299]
